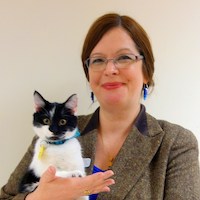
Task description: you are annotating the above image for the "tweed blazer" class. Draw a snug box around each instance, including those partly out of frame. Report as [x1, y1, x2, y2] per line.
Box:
[1, 106, 200, 200]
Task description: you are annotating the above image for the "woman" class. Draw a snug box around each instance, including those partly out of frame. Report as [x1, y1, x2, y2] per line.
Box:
[1, 13, 200, 200]
[80, 13, 200, 199]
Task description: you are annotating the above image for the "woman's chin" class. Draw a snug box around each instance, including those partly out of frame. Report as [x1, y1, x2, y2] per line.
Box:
[103, 95, 125, 105]
[97, 89, 127, 106]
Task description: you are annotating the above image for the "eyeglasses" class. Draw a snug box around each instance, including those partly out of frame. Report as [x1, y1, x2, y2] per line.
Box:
[84, 54, 144, 71]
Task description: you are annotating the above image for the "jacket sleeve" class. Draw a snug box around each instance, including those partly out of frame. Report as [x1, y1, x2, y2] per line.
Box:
[164, 128, 200, 199]
[0, 136, 37, 200]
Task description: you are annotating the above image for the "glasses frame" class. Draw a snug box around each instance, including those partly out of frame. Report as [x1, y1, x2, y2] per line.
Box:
[84, 53, 144, 71]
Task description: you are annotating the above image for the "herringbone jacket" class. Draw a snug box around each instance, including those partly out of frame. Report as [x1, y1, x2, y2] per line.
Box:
[1, 106, 200, 199]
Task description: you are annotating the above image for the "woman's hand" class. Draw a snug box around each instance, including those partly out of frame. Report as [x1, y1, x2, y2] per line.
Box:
[25, 166, 115, 200]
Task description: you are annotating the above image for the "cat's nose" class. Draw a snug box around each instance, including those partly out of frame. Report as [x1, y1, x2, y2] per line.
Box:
[49, 126, 61, 135]
[49, 126, 56, 133]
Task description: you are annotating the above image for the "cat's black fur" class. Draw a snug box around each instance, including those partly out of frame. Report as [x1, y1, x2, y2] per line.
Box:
[19, 170, 39, 192]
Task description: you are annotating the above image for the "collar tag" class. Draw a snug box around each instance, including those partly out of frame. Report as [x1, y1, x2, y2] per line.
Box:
[38, 144, 46, 160]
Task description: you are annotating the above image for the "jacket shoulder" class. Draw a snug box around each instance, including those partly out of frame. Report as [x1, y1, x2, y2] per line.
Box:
[146, 113, 199, 155]
[158, 119, 198, 144]
[147, 113, 197, 140]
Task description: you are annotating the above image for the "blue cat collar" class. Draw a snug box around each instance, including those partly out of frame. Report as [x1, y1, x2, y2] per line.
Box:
[47, 129, 80, 145]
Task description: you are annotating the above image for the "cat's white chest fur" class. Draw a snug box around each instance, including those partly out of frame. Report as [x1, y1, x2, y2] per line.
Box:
[29, 138, 88, 200]
[30, 138, 85, 178]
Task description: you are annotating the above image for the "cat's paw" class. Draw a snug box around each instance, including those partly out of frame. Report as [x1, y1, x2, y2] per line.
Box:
[70, 170, 84, 178]
[56, 170, 84, 178]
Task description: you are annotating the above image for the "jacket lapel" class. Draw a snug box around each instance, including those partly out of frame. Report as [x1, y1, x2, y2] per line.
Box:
[99, 125, 164, 199]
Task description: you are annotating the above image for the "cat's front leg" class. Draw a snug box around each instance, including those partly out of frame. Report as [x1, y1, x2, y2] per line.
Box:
[56, 170, 84, 178]
[56, 170, 89, 200]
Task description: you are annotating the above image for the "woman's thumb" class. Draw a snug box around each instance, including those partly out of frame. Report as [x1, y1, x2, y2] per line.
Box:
[40, 166, 56, 183]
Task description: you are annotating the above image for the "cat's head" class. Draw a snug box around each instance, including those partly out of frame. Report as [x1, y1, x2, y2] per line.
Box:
[33, 91, 78, 142]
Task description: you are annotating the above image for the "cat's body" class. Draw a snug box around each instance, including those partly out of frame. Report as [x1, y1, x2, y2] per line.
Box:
[19, 91, 88, 200]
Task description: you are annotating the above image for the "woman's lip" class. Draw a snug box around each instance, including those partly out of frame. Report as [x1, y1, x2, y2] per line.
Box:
[102, 82, 123, 90]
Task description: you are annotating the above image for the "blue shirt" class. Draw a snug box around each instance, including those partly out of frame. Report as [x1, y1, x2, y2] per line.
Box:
[89, 165, 105, 200]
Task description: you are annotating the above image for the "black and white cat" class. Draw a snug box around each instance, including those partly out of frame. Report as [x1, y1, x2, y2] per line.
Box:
[19, 91, 88, 200]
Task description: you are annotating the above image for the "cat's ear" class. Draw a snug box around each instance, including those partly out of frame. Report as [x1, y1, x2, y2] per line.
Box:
[33, 91, 46, 112]
[65, 94, 77, 115]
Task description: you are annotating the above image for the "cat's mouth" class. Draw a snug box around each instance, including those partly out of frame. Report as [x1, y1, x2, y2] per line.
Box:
[48, 136, 65, 141]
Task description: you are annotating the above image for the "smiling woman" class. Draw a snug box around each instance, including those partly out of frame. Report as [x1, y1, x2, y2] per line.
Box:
[80, 13, 199, 199]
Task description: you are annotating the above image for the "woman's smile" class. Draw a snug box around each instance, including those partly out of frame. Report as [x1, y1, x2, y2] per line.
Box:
[101, 82, 124, 90]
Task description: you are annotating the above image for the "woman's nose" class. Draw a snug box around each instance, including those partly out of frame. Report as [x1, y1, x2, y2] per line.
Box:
[104, 60, 119, 75]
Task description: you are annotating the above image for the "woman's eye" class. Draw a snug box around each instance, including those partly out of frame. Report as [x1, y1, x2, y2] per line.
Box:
[117, 55, 132, 61]
[59, 119, 67, 126]
[43, 118, 51, 125]
[91, 58, 105, 65]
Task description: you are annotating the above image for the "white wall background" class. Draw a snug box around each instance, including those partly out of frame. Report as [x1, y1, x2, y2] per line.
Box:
[0, 0, 200, 188]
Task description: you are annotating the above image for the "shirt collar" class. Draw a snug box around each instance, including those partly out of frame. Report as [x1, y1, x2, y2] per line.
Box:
[81, 104, 148, 136]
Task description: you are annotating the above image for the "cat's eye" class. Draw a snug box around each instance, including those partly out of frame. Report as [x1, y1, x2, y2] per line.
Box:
[43, 118, 51, 125]
[59, 119, 67, 126]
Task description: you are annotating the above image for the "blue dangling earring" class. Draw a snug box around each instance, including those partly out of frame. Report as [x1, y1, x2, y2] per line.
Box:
[91, 91, 94, 103]
[143, 84, 148, 100]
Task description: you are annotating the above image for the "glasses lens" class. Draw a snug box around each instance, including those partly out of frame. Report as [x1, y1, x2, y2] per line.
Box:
[115, 54, 136, 68]
[87, 57, 106, 71]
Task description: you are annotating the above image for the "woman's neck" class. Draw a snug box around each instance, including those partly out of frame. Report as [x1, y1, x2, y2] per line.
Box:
[94, 104, 141, 170]
[99, 104, 141, 137]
